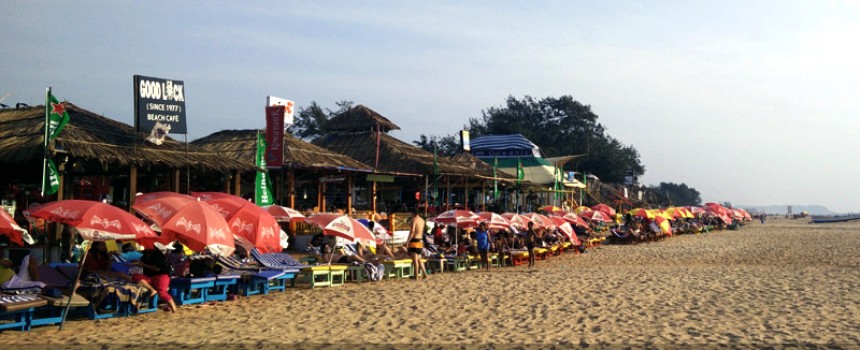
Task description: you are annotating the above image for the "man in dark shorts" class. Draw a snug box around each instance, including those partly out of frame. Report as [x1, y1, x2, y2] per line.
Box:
[405, 208, 428, 280]
[526, 221, 537, 268]
[474, 221, 491, 271]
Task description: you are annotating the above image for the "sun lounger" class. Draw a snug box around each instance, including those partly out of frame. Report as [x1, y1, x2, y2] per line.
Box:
[169, 277, 215, 306]
[30, 293, 91, 328]
[510, 250, 529, 266]
[0, 294, 47, 331]
[248, 249, 303, 273]
[291, 265, 347, 288]
[532, 247, 549, 260]
[206, 274, 241, 301]
[382, 259, 414, 279]
[426, 257, 447, 273]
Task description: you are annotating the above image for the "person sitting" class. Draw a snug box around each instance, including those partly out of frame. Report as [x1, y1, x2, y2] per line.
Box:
[313, 244, 370, 264]
[0, 253, 45, 290]
[82, 241, 132, 281]
[494, 230, 513, 266]
[132, 248, 177, 313]
[168, 242, 190, 277]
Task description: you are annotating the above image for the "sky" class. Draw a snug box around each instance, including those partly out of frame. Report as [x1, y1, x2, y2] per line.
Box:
[2, 1, 859, 213]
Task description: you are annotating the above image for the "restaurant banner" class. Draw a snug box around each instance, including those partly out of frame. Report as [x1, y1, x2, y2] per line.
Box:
[255, 133, 274, 206]
[265, 106, 285, 168]
[134, 75, 186, 145]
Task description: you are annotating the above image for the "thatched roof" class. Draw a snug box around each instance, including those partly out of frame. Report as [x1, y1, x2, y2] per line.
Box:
[0, 103, 255, 171]
[191, 129, 373, 172]
[449, 152, 517, 182]
[324, 105, 400, 133]
[314, 132, 497, 178]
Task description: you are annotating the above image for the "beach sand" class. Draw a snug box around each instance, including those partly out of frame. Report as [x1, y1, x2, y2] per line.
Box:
[2, 218, 859, 349]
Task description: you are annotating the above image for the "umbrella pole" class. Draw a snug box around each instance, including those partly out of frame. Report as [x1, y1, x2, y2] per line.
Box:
[58, 237, 89, 331]
[455, 226, 458, 255]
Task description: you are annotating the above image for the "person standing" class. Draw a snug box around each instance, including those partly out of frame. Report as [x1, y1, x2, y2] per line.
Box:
[526, 221, 537, 268]
[405, 208, 428, 280]
[474, 222, 491, 271]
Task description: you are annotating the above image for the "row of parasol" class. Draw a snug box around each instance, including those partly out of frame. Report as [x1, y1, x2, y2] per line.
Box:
[0, 192, 378, 257]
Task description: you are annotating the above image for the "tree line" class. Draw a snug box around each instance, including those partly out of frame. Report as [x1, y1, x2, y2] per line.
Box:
[290, 95, 702, 207]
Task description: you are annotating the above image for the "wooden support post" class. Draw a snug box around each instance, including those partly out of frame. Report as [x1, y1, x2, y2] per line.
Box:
[57, 163, 65, 201]
[288, 168, 296, 209]
[445, 176, 451, 210]
[464, 177, 470, 210]
[173, 169, 181, 193]
[288, 168, 296, 233]
[321, 181, 327, 213]
[346, 174, 353, 215]
[233, 171, 241, 196]
[129, 165, 138, 209]
[371, 181, 377, 214]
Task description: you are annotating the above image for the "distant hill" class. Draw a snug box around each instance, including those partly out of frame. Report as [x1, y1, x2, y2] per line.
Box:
[736, 205, 836, 216]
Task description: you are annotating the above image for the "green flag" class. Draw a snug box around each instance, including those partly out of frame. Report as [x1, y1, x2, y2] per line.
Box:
[255, 132, 274, 206]
[432, 146, 439, 176]
[46, 90, 70, 142]
[43, 159, 60, 195]
[553, 164, 559, 201]
[516, 157, 524, 185]
[492, 156, 499, 199]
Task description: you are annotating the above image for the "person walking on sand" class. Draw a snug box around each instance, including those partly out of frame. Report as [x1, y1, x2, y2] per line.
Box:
[405, 207, 428, 280]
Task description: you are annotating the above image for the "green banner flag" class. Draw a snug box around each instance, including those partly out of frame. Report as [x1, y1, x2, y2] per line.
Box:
[432, 146, 439, 176]
[516, 157, 524, 185]
[255, 132, 274, 206]
[493, 156, 499, 199]
[46, 90, 70, 142]
[43, 159, 60, 195]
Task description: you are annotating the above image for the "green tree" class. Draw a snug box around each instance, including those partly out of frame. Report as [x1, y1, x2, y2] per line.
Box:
[456, 95, 644, 182]
[646, 182, 702, 207]
[412, 134, 460, 156]
[290, 100, 354, 141]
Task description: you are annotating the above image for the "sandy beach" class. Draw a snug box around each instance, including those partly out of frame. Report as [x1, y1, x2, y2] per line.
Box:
[2, 218, 859, 349]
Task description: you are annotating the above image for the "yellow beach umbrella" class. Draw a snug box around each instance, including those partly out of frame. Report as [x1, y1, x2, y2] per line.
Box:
[573, 206, 591, 214]
[629, 208, 655, 219]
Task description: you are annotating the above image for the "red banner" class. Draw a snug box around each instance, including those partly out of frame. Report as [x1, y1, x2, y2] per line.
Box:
[265, 106, 285, 168]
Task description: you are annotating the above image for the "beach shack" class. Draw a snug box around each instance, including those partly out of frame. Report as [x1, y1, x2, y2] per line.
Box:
[0, 102, 256, 261]
[470, 134, 586, 211]
[313, 105, 512, 229]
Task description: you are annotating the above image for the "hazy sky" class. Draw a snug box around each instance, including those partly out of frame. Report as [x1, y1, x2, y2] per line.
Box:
[2, 1, 858, 212]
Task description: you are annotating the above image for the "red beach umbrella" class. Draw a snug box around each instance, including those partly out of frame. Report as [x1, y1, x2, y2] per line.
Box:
[591, 204, 617, 217]
[477, 212, 512, 231]
[133, 197, 234, 256]
[525, 213, 555, 229]
[501, 213, 532, 230]
[552, 212, 590, 230]
[304, 214, 376, 247]
[264, 205, 306, 223]
[29, 200, 158, 241]
[135, 191, 195, 204]
[581, 210, 614, 223]
[433, 209, 480, 228]
[548, 216, 580, 245]
[0, 209, 32, 246]
[203, 197, 281, 254]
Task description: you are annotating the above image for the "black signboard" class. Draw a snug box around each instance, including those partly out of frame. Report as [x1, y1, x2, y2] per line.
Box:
[133, 75, 187, 140]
